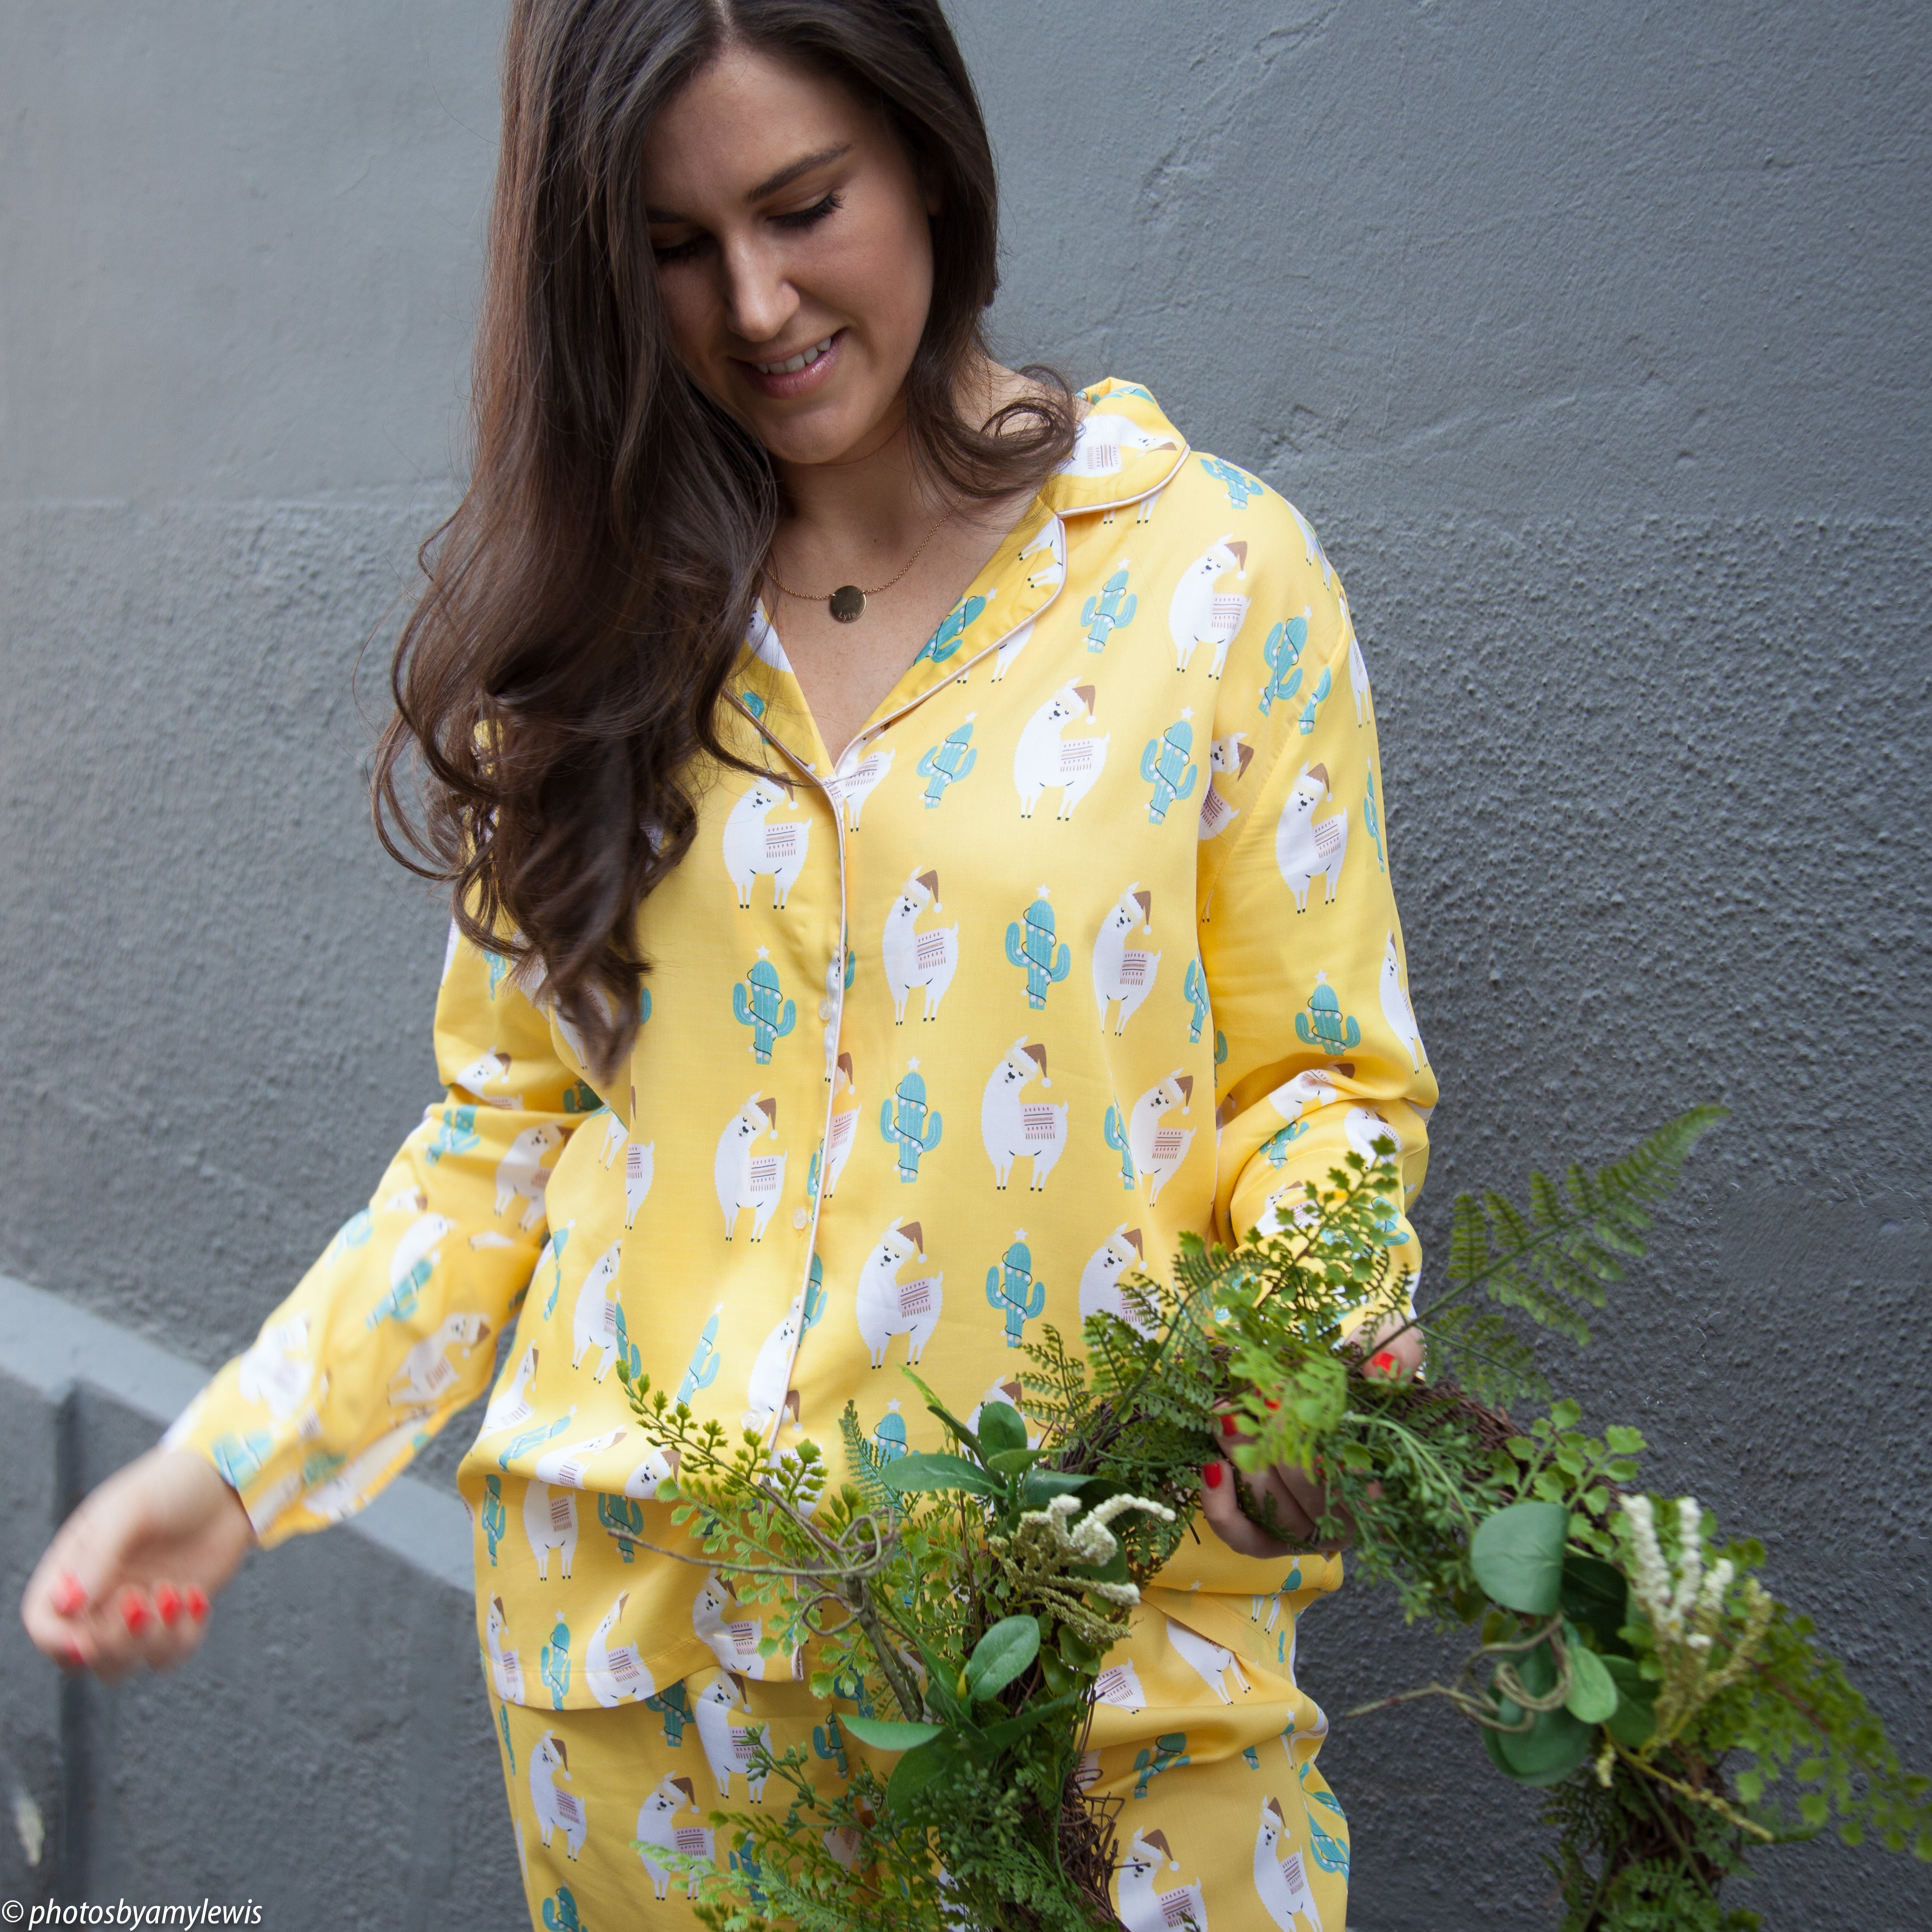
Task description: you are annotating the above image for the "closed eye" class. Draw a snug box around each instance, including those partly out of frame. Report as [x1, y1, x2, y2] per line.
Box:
[652, 191, 843, 267]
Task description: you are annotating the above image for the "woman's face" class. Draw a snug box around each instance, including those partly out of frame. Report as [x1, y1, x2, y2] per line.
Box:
[641, 45, 937, 471]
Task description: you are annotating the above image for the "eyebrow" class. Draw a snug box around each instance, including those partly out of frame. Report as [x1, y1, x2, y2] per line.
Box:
[645, 142, 853, 224]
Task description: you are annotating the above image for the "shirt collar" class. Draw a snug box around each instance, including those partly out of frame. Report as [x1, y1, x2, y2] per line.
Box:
[733, 378, 1188, 771]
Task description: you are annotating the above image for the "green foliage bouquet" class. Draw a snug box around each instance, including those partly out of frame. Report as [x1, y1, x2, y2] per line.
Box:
[618, 1111, 1931, 1931]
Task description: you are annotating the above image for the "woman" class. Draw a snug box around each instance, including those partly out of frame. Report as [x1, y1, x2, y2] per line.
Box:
[23, 3, 1436, 1926]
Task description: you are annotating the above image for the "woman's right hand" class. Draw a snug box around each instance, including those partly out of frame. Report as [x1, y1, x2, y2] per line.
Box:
[19, 1447, 254, 1681]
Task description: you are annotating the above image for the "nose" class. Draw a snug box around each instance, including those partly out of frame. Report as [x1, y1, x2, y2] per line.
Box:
[719, 234, 800, 350]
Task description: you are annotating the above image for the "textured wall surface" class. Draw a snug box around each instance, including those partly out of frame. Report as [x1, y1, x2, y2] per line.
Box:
[3, 1, 1927, 1925]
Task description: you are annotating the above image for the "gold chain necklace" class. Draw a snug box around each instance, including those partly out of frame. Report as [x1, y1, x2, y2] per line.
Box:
[765, 498, 960, 623]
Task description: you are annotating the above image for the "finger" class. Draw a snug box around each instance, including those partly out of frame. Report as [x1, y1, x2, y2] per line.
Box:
[1364, 1319, 1424, 1381]
[1198, 1457, 1273, 1555]
[1199, 1458, 1302, 1557]
[1240, 1465, 1321, 1546]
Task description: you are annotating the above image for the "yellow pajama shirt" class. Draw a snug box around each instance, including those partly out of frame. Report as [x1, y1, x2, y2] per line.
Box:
[170, 380, 1438, 1929]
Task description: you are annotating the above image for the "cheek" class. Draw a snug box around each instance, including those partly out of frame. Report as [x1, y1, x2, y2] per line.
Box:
[826, 201, 935, 350]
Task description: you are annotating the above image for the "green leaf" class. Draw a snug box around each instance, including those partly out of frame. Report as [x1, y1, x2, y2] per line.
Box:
[1602, 1655, 1657, 1747]
[1494, 1706, 1593, 1785]
[977, 1688, 1084, 1749]
[975, 1400, 1028, 1458]
[879, 1452, 1003, 1497]
[1564, 1635, 1620, 1724]
[841, 1715, 945, 1751]
[1560, 1556, 1632, 1657]
[985, 1446, 1042, 1475]
[886, 1740, 949, 1811]
[1471, 1501, 1570, 1615]
[963, 1616, 1041, 1700]
[1019, 1470, 1090, 1508]
[901, 1369, 983, 1458]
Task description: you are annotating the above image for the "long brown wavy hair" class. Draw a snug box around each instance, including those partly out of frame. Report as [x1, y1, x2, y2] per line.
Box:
[375, 0, 1076, 1077]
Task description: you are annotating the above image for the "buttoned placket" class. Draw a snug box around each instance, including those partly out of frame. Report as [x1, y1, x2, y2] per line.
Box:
[723, 445, 1193, 1454]
[727, 528, 1075, 1455]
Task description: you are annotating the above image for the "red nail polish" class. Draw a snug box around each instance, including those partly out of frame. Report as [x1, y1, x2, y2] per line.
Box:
[121, 1590, 150, 1635]
[154, 1584, 181, 1626]
[51, 1571, 88, 1616]
[64, 1638, 87, 1669]
[1202, 1463, 1223, 1489]
[1263, 1397, 1280, 1411]
[1370, 1351, 1397, 1374]
[1220, 1414, 1240, 1437]
[185, 1587, 209, 1622]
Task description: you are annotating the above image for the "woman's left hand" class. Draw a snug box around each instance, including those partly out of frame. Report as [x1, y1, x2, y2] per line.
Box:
[1196, 1321, 1424, 1558]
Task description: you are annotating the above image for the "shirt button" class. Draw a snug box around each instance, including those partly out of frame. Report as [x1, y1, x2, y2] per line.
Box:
[792, 1208, 810, 1230]
[818, 998, 836, 1021]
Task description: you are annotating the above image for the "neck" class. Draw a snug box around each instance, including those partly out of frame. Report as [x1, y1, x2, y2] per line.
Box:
[771, 393, 942, 565]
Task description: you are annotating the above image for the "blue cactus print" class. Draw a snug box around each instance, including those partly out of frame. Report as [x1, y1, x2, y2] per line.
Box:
[739, 686, 767, 721]
[499, 1411, 573, 1472]
[916, 591, 993, 666]
[209, 1430, 274, 1490]
[1132, 1732, 1190, 1799]
[1298, 662, 1333, 736]
[732, 949, 797, 1062]
[1200, 454, 1267, 509]
[812, 1713, 850, 1776]
[1140, 714, 1199, 823]
[598, 1491, 644, 1563]
[678, 1306, 724, 1401]
[1295, 972, 1362, 1054]
[1080, 563, 1138, 651]
[917, 716, 977, 805]
[561, 1079, 600, 1114]
[484, 950, 512, 998]
[880, 1061, 943, 1180]
[1307, 1809, 1351, 1878]
[1005, 889, 1072, 1008]
[829, 1666, 876, 1719]
[483, 1473, 507, 1564]
[1259, 612, 1308, 716]
[802, 1253, 827, 1330]
[1102, 1105, 1135, 1189]
[1182, 957, 1210, 1043]
[985, 1234, 1047, 1345]
[1261, 1121, 1308, 1169]
[425, 1105, 479, 1167]
[1242, 1745, 1261, 1769]
[1364, 764, 1387, 872]
[499, 1702, 517, 1776]
[872, 1399, 909, 1462]
[539, 1225, 572, 1319]
[540, 1886, 584, 1932]
[730, 1843, 767, 1911]
[539, 1613, 571, 1709]
[646, 1681, 692, 1746]
[332, 1209, 373, 1254]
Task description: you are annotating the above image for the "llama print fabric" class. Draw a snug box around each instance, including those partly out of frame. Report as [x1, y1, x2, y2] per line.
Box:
[170, 380, 1434, 1918]
[497, 1569, 1346, 1931]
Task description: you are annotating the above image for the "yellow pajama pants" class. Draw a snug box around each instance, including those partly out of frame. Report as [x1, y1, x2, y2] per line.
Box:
[492, 1585, 1351, 1931]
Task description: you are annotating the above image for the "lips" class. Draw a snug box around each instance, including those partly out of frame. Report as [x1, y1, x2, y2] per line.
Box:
[737, 328, 845, 400]
[751, 334, 836, 376]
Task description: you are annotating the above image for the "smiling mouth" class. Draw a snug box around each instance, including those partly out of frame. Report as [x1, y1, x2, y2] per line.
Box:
[750, 334, 837, 376]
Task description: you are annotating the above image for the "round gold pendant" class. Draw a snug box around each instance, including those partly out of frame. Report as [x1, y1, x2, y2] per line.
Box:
[828, 584, 866, 623]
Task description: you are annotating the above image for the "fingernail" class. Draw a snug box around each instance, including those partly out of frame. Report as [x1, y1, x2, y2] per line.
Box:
[1263, 1398, 1280, 1411]
[120, 1589, 150, 1635]
[1220, 1414, 1240, 1437]
[1201, 1463, 1223, 1489]
[186, 1587, 209, 1622]
[51, 1571, 88, 1616]
[154, 1584, 181, 1627]
[63, 1638, 87, 1670]
[1370, 1350, 1398, 1374]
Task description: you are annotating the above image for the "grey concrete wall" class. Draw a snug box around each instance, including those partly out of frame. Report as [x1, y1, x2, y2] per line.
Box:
[2, 1, 1926, 1926]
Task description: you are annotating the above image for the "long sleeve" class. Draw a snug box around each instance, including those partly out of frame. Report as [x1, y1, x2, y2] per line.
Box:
[1200, 531, 1438, 1324]
[165, 927, 590, 1543]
